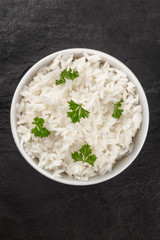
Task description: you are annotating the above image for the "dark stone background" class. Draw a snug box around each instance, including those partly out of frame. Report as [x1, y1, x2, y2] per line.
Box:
[0, 0, 160, 239]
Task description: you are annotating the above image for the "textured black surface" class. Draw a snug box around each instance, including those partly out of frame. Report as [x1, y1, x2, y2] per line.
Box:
[0, 0, 160, 239]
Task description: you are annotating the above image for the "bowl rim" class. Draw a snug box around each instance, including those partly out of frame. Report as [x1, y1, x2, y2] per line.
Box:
[10, 48, 149, 186]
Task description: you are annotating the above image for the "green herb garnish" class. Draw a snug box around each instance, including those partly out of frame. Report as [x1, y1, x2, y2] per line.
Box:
[72, 144, 97, 166]
[56, 68, 79, 85]
[31, 117, 51, 138]
[112, 98, 124, 119]
[67, 100, 90, 123]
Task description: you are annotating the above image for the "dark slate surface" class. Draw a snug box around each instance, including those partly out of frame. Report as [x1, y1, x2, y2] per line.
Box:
[0, 0, 160, 239]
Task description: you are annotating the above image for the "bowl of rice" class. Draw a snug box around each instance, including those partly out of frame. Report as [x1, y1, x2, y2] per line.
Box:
[10, 48, 149, 185]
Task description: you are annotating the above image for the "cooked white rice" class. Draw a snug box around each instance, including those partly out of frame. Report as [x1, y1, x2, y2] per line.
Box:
[16, 53, 142, 181]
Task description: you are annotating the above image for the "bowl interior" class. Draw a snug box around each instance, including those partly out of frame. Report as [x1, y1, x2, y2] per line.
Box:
[10, 48, 149, 185]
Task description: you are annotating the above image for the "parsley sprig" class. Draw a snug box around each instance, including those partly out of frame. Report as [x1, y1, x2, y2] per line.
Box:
[56, 68, 79, 85]
[31, 117, 51, 138]
[112, 99, 124, 119]
[72, 144, 97, 166]
[67, 100, 90, 123]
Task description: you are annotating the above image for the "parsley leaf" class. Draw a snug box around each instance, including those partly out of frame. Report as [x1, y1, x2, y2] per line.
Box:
[71, 152, 83, 162]
[72, 144, 97, 166]
[67, 100, 90, 123]
[31, 117, 51, 138]
[56, 68, 79, 85]
[112, 98, 124, 119]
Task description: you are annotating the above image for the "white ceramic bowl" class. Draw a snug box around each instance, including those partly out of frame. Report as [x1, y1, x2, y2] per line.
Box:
[10, 48, 149, 185]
